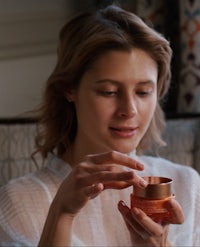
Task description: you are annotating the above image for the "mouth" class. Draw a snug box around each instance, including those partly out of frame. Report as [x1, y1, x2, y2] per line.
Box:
[109, 126, 138, 138]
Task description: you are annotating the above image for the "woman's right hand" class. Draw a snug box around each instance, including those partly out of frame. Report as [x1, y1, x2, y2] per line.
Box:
[54, 151, 147, 216]
[39, 151, 147, 246]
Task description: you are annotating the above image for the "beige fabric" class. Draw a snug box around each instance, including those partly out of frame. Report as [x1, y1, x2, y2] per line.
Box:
[0, 153, 200, 246]
[158, 119, 199, 168]
[0, 119, 200, 187]
[0, 124, 43, 186]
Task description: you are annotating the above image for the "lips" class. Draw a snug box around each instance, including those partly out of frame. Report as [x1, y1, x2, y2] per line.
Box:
[109, 126, 138, 138]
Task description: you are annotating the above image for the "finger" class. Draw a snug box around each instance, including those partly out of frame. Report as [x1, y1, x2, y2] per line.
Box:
[118, 201, 152, 239]
[164, 198, 185, 224]
[84, 183, 104, 199]
[118, 201, 134, 232]
[78, 170, 147, 189]
[118, 200, 137, 232]
[86, 151, 144, 171]
[103, 173, 148, 189]
[103, 181, 132, 190]
[77, 161, 115, 173]
[76, 162, 139, 189]
[131, 207, 164, 237]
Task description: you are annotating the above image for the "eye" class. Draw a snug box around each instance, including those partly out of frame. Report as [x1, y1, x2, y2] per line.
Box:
[99, 91, 117, 97]
[97, 88, 118, 97]
[136, 90, 153, 97]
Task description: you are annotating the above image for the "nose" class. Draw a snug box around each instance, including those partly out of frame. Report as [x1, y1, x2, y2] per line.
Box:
[116, 94, 137, 118]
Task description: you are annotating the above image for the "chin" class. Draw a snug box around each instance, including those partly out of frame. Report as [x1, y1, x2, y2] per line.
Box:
[110, 143, 138, 154]
[100, 138, 139, 154]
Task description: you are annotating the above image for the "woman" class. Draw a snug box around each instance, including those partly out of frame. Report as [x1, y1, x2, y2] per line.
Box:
[0, 4, 200, 247]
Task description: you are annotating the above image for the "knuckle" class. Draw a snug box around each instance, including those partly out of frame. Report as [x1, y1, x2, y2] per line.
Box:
[178, 214, 185, 224]
[156, 229, 164, 238]
[74, 164, 87, 183]
[94, 172, 104, 181]
[154, 226, 164, 237]
[107, 150, 118, 160]
[85, 154, 93, 161]
[74, 173, 83, 183]
[74, 165, 82, 175]
[107, 165, 114, 171]
[76, 162, 87, 172]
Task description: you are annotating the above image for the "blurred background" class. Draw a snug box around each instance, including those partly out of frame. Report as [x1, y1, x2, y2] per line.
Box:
[0, 0, 200, 119]
[1, 0, 200, 185]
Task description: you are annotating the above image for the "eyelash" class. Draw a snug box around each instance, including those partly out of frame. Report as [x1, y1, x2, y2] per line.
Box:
[98, 90, 152, 97]
[99, 91, 117, 96]
[137, 91, 153, 96]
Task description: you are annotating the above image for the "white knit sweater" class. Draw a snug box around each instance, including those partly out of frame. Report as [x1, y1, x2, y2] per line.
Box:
[0, 152, 200, 246]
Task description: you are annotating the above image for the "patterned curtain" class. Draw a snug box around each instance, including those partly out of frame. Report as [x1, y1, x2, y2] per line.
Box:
[133, 0, 165, 32]
[133, 0, 200, 114]
[178, 0, 200, 113]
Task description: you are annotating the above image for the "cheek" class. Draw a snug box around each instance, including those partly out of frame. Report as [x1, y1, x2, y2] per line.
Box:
[91, 103, 114, 125]
[77, 98, 112, 124]
[149, 98, 157, 115]
[141, 98, 157, 122]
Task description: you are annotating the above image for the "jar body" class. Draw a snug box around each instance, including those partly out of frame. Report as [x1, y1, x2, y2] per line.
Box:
[131, 193, 173, 223]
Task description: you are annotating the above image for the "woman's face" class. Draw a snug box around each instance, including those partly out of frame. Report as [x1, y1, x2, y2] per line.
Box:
[69, 49, 158, 155]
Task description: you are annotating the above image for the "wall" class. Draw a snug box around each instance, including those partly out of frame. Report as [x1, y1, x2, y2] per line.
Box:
[0, 0, 72, 117]
[0, 55, 56, 117]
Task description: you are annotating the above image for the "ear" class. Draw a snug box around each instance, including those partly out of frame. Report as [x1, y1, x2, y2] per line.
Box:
[64, 90, 75, 102]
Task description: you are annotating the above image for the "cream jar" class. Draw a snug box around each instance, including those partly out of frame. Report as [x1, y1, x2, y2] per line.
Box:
[131, 176, 174, 223]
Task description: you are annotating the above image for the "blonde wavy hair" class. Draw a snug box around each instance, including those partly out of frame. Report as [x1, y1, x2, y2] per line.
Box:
[33, 5, 172, 159]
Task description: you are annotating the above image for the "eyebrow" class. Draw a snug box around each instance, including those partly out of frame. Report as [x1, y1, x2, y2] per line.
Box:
[95, 79, 121, 84]
[136, 80, 156, 86]
[95, 79, 156, 86]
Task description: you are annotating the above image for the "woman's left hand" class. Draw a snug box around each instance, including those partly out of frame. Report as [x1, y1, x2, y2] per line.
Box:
[118, 199, 184, 247]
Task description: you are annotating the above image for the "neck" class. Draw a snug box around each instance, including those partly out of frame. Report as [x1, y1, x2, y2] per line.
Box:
[61, 141, 111, 167]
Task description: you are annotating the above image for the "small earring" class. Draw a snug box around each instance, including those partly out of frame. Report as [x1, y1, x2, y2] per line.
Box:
[67, 97, 73, 103]
[64, 91, 74, 102]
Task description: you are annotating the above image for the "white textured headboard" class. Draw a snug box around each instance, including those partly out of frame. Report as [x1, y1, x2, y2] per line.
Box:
[0, 119, 42, 186]
[0, 118, 200, 186]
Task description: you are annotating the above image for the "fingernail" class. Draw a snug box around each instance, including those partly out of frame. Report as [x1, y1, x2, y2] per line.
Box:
[118, 200, 124, 212]
[139, 178, 148, 188]
[118, 200, 130, 216]
[119, 200, 126, 207]
[137, 162, 144, 170]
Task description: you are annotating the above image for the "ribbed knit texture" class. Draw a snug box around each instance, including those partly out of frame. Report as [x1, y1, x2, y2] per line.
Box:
[0, 152, 200, 246]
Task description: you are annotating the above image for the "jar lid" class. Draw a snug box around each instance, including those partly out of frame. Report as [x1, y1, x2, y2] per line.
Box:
[134, 176, 173, 199]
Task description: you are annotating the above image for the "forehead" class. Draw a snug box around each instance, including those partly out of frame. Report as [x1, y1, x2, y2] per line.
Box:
[91, 48, 156, 67]
[87, 49, 158, 82]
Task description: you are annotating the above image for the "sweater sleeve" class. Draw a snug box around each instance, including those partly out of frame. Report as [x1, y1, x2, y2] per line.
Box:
[0, 154, 71, 247]
[191, 169, 200, 246]
[0, 175, 53, 247]
[171, 166, 200, 247]
[0, 182, 36, 246]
